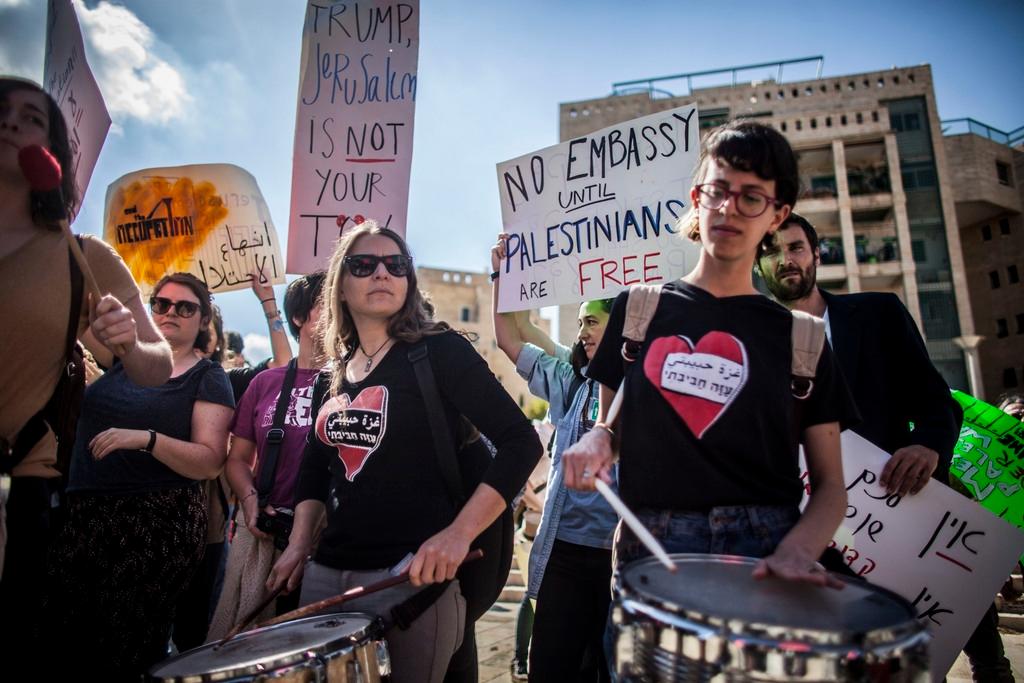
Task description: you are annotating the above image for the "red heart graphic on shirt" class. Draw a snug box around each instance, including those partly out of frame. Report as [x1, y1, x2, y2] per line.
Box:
[642, 332, 747, 439]
[316, 385, 388, 481]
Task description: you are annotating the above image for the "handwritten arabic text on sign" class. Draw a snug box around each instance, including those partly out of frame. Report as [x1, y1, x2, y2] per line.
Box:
[287, 1, 419, 274]
[495, 104, 701, 312]
[44, 0, 111, 212]
[103, 164, 285, 295]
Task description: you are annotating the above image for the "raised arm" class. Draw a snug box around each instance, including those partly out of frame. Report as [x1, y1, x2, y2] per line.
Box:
[251, 275, 293, 368]
[88, 292, 172, 386]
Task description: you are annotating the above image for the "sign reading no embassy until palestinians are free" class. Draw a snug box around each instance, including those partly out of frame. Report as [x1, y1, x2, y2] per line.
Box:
[287, 1, 419, 274]
[495, 104, 702, 313]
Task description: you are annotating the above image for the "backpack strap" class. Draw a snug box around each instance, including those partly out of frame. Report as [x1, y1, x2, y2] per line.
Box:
[408, 342, 465, 506]
[790, 310, 826, 400]
[1, 236, 84, 474]
[621, 284, 662, 362]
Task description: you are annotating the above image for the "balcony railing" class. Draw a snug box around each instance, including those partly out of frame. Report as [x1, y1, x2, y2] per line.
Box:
[941, 118, 1024, 147]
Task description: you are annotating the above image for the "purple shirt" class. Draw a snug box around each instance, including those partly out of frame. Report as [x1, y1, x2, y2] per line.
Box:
[231, 365, 320, 508]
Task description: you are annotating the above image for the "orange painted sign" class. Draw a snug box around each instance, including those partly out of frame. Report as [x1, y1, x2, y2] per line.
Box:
[104, 164, 285, 294]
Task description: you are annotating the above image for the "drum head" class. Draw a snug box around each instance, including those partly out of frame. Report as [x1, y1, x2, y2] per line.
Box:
[619, 554, 915, 636]
[149, 613, 376, 681]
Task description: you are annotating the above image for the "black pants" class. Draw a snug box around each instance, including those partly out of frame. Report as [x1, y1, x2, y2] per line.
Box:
[172, 541, 225, 651]
[963, 602, 1014, 682]
[529, 540, 613, 683]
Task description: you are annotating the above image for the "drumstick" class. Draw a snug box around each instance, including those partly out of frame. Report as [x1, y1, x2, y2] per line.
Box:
[18, 145, 127, 356]
[596, 384, 677, 572]
[248, 549, 485, 636]
[214, 583, 286, 648]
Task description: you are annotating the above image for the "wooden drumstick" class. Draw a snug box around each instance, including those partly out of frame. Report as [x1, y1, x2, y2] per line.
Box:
[214, 584, 287, 649]
[595, 384, 677, 573]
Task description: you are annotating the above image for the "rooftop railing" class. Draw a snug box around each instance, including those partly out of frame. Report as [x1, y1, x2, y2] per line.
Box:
[941, 118, 1024, 147]
[611, 56, 825, 98]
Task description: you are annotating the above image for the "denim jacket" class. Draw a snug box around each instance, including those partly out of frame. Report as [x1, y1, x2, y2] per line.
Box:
[516, 343, 618, 598]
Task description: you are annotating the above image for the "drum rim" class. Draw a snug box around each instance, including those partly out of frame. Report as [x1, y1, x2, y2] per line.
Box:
[147, 613, 380, 681]
[615, 553, 923, 647]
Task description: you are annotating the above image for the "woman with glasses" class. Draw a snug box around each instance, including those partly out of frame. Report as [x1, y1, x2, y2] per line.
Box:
[266, 221, 542, 683]
[564, 120, 858, 589]
[47, 272, 234, 680]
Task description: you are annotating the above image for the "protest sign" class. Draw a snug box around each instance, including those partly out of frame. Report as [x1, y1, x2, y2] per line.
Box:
[494, 104, 701, 312]
[43, 0, 110, 212]
[951, 390, 1024, 525]
[287, 0, 419, 274]
[801, 431, 1024, 679]
[104, 164, 285, 295]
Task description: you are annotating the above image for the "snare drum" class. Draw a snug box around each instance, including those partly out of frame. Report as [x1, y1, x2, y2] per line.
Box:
[148, 613, 390, 682]
[613, 554, 929, 682]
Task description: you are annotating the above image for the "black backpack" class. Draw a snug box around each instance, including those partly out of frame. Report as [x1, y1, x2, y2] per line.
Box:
[408, 342, 515, 623]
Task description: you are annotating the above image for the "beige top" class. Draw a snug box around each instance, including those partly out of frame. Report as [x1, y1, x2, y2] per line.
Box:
[0, 231, 138, 478]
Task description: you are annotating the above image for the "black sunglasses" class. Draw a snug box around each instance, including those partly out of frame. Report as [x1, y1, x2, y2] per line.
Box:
[344, 254, 413, 278]
[150, 296, 201, 318]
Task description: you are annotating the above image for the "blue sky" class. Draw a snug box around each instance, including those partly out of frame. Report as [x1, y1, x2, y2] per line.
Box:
[2, 0, 1022, 359]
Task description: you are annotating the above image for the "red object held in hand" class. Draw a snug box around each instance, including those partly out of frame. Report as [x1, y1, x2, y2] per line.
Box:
[17, 144, 63, 192]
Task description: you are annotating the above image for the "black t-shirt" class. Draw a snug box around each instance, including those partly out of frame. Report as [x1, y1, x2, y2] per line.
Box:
[68, 358, 235, 495]
[227, 357, 272, 403]
[587, 282, 858, 512]
[295, 331, 542, 570]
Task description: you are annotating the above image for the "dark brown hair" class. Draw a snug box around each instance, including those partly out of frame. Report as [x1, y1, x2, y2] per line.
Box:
[152, 272, 214, 351]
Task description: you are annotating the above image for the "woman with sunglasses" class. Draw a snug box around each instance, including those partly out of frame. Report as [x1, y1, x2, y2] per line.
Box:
[564, 120, 858, 591]
[0, 77, 172, 673]
[47, 272, 235, 680]
[266, 222, 541, 683]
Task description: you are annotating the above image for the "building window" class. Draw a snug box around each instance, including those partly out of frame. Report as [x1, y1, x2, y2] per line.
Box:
[781, 121, 787, 132]
[872, 111, 879, 122]
[825, 116, 832, 127]
[810, 118, 817, 129]
[990, 270, 1001, 289]
[1010, 265, 1020, 284]
[795, 120, 802, 131]
[911, 240, 926, 262]
[856, 112, 864, 124]
[841, 114, 848, 126]
[997, 318, 1009, 338]
[1000, 218, 1011, 235]
[1004, 367, 1019, 389]
[997, 161, 1012, 186]
[901, 163, 937, 189]
[981, 224, 992, 241]
[1017, 313, 1024, 334]
[460, 306, 471, 323]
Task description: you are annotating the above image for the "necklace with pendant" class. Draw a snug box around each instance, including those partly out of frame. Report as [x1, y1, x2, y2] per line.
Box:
[360, 338, 392, 372]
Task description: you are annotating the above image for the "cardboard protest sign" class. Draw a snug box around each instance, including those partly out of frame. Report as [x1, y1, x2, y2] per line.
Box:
[104, 164, 285, 295]
[44, 0, 110, 212]
[494, 104, 701, 312]
[802, 431, 1024, 680]
[950, 390, 1024, 553]
[287, 0, 419, 274]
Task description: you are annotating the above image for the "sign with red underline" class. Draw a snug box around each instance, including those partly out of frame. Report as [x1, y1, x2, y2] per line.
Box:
[287, 0, 419, 273]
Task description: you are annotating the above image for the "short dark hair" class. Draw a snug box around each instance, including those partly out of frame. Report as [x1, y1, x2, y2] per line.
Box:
[152, 272, 213, 351]
[685, 120, 798, 243]
[0, 77, 78, 225]
[781, 212, 820, 252]
[225, 331, 244, 354]
[284, 271, 327, 340]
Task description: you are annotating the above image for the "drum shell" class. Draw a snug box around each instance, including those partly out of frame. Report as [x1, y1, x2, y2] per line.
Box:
[612, 554, 930, 682]
[147, 613, 391, 682]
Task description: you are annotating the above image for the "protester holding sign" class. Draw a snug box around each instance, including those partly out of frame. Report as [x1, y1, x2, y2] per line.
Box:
[266, 222, 541, 683]
[208, 272, 326, 640]
[46, 272, 234, 679]
[491, 233, 618, 681]
[0, 77, 172, 671]
[564, 121, 858, 589]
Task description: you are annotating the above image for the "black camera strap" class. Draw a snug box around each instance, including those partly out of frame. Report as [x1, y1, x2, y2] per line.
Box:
[256, 358, 298, 508]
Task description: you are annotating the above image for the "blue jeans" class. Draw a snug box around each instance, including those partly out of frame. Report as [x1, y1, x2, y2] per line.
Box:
[613, 504, 800, 567]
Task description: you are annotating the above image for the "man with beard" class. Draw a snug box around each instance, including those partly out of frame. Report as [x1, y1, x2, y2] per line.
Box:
[759, 213, 1014, 683]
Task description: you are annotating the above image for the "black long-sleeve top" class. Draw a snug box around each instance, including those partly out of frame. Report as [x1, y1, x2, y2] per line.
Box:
[295, 330, 542, 570]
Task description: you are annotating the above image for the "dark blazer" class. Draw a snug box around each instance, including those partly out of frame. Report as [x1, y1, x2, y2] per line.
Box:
[821, 289, 962, 479]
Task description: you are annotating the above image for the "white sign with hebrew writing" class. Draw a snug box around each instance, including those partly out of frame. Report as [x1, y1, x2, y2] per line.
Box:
[287, 0, 419, 274]
[103, 164, 285, 295]
[802, 431, 1024, 680]
[494, 104, 702, 312]
[44, 0, 110, 212]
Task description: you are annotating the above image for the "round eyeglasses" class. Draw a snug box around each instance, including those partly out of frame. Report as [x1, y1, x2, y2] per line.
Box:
[695, 184, 781, 218]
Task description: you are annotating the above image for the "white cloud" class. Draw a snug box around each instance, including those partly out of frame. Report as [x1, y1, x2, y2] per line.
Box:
[242, 333, 272, 363]
[78, 1, 191, 126]
[0, 0, 29, 7]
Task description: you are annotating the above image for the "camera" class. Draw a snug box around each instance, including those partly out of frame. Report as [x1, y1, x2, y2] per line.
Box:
[256, 507, 295, 551]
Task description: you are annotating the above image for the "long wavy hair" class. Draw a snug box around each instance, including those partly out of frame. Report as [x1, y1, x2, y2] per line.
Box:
[318, 221, 449, 396]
